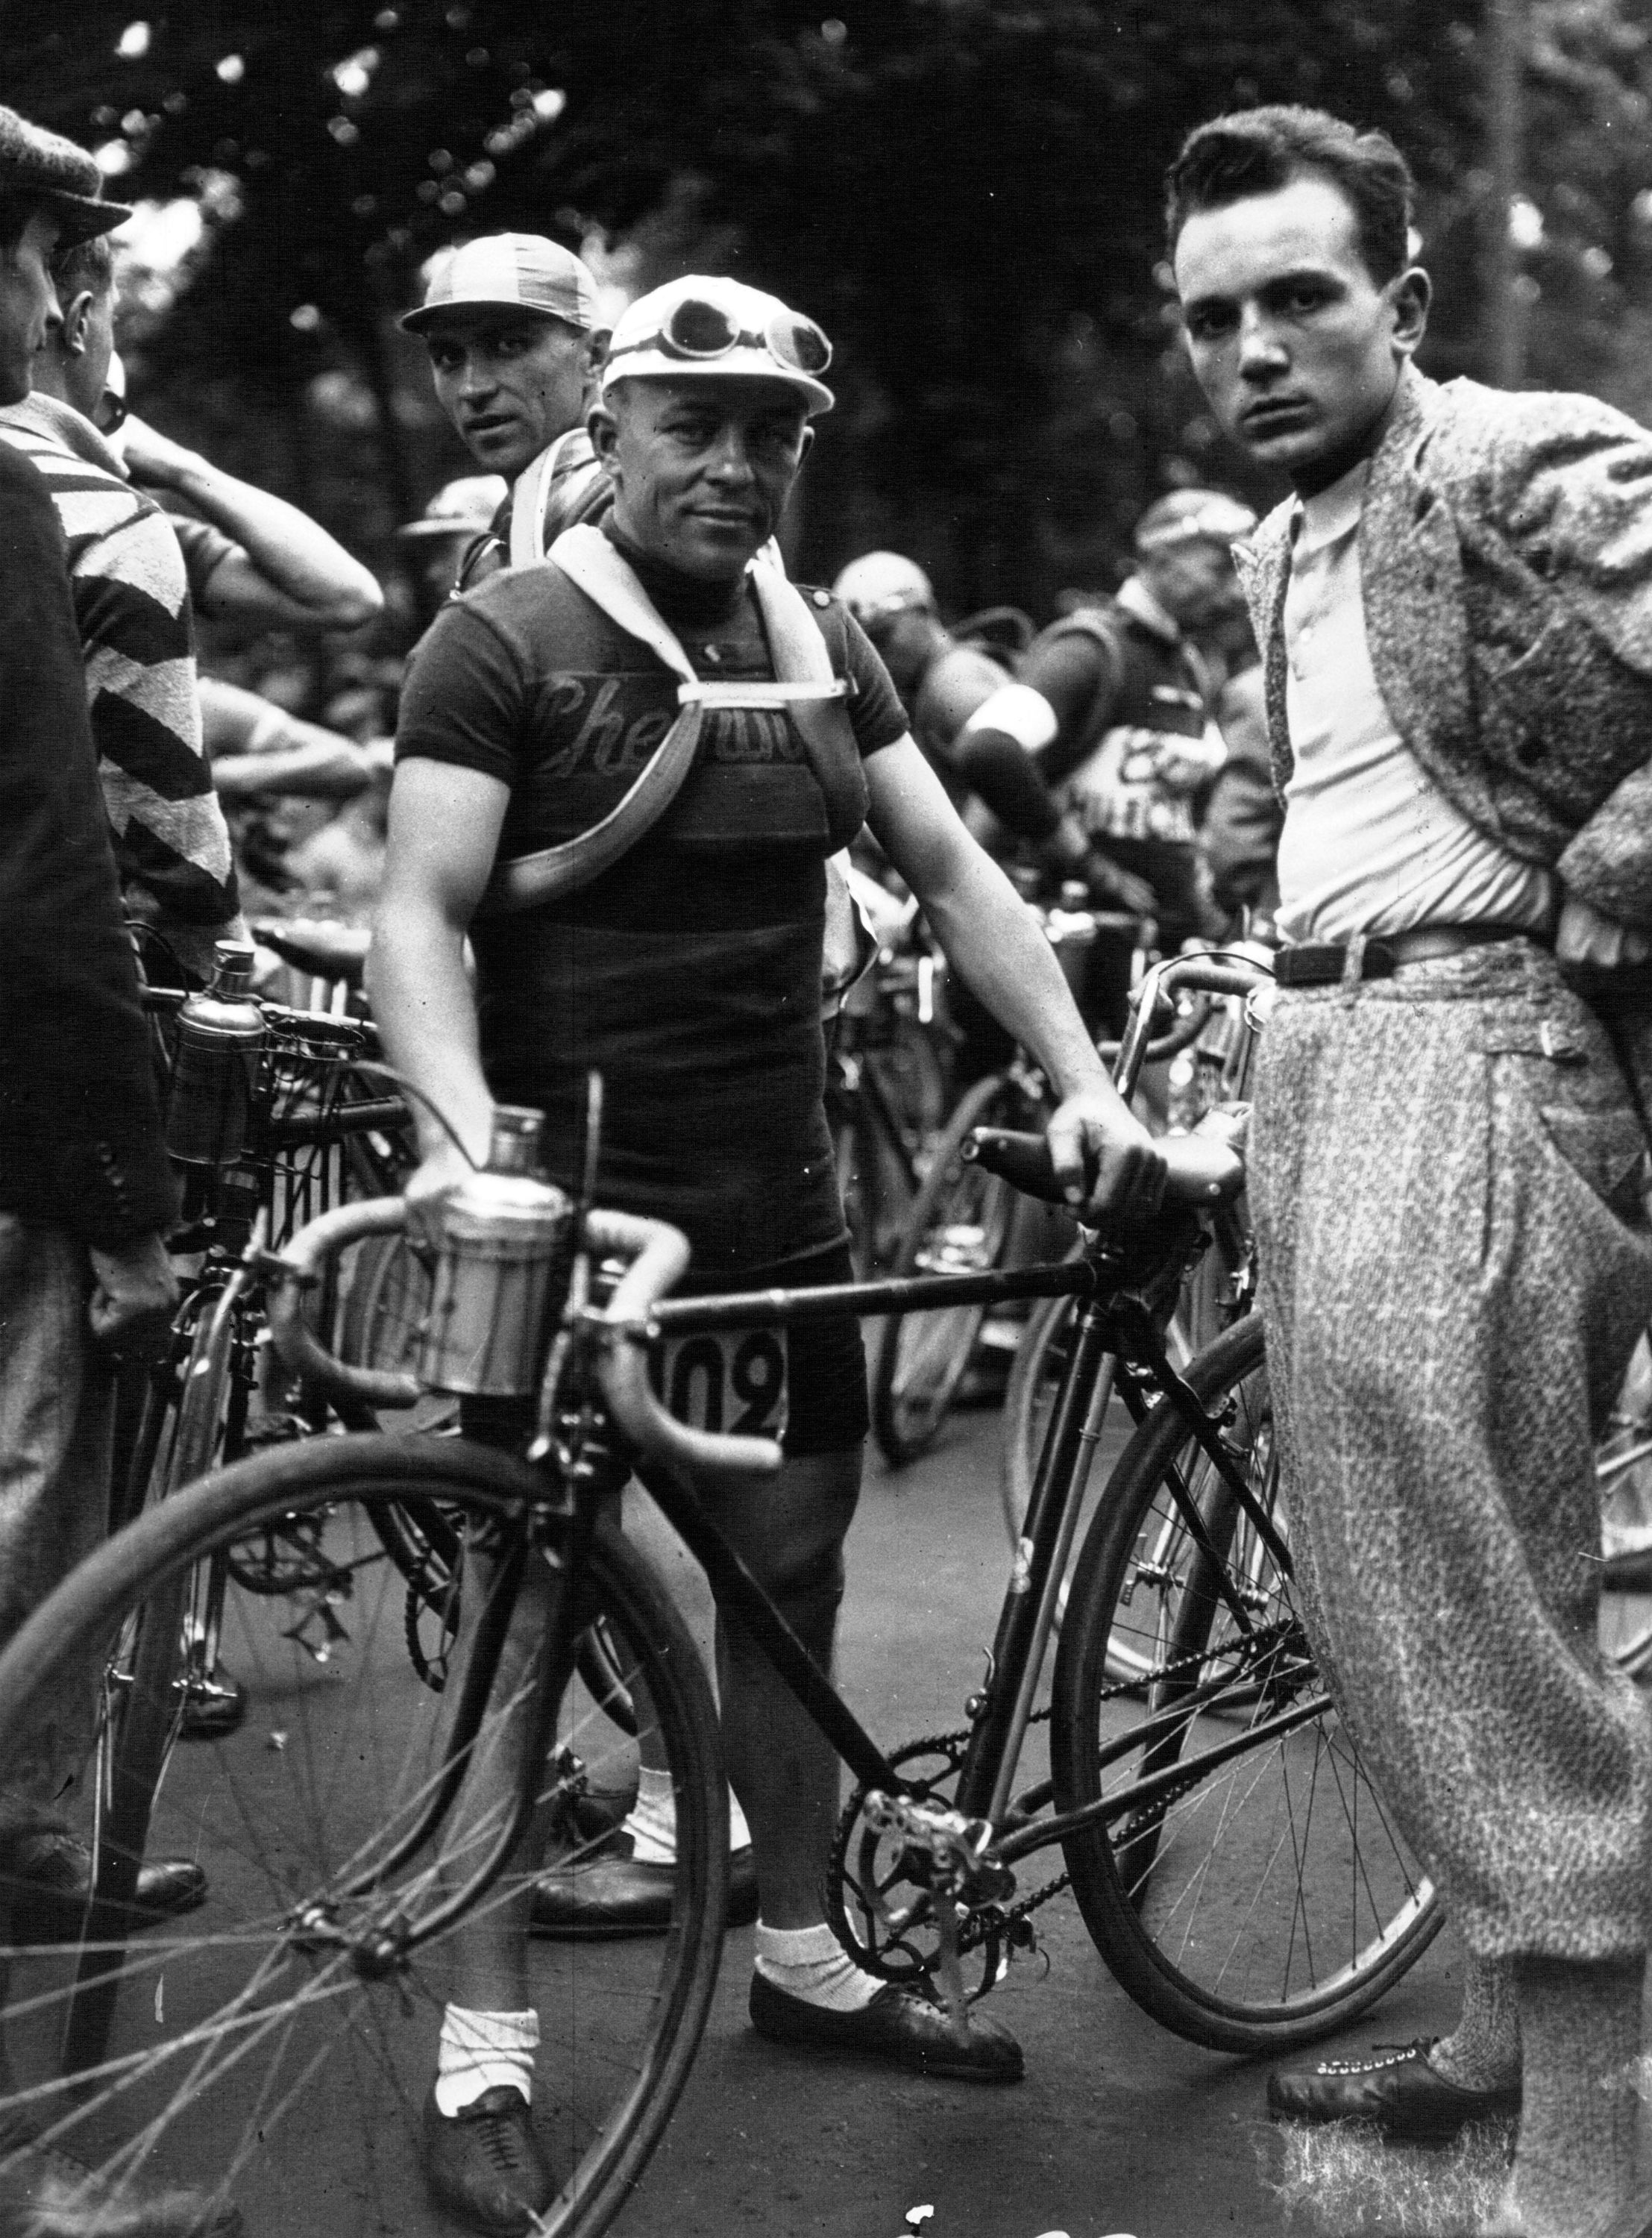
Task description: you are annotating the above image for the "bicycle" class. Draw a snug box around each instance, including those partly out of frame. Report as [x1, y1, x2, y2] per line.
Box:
[999, 950, 1268, 1608]
[869, 915, 1218, 1467]
[0, 956, 1439, 2238]
[63, 961, 416, 2073]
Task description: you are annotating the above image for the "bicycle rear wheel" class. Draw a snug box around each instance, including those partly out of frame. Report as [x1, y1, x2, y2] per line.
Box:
[0, 1435, 727, 2238]
[870, 1073, 1023, 1467]
[1050, 1314, 1441, 2053]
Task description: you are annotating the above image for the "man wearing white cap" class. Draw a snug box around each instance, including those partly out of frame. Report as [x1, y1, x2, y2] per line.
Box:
[401, 233, 609, 590]
[376, 271, 1163, 2231]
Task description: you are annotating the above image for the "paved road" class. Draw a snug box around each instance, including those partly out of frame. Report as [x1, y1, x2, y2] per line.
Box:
[610, 1397, 1465, 2238]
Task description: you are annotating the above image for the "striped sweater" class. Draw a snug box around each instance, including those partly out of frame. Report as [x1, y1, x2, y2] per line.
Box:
[0, 394, 241, 981]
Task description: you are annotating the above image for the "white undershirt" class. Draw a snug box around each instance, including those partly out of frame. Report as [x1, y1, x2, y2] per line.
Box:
[1275, 460, 1554, 944]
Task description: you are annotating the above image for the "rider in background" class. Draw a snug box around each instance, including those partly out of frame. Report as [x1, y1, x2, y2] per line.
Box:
[834, 548, 1156, 915]
[401, 233, 609, 593]
[958, 488, 1255, 1029]
[396, 473, 507, 618]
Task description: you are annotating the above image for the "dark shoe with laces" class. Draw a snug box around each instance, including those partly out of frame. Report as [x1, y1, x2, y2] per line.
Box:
[421, 2086, 555, 2237]
[530, 1836, 758, 1939]
[0, 2113, 242, 2234]
[1266, 2037, 1521, 2140]
[748, 1969, 1023, 2083]
[4, 1830, 207, 1947]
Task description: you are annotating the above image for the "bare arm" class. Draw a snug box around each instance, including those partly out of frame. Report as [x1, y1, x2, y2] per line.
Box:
[864, 736, 1161, 1217]
[369, 759, 506, 1230]
[123, 416, 383, 633]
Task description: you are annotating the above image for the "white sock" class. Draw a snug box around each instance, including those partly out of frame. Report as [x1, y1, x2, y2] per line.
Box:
[433, 2004, 538, 2116]
[621, 1769, 751, 1865]
[754, 1920, 881, 2013]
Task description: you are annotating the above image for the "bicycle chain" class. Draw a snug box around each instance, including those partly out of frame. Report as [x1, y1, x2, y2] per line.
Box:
[838, 1614, 1300, 1958]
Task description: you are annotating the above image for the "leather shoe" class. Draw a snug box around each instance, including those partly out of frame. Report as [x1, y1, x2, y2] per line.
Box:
[530, 1837, 759, 1940]
[4, 1829, 208, 1947]
[1266, 2037, 1520, 2139]
[420, 2085, 553, 2237]
[748, 1969, 1023, 2083]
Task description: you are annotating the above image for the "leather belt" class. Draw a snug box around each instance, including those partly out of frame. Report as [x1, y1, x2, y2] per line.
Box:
[1275, 923, 1543, 988]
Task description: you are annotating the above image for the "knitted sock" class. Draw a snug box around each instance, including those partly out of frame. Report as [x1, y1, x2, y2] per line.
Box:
[1499, 1955, 1643, 2238]
[753, 1920, 882, 2014]
[1428, 1951, 1522, 2092]
[433, 2004, 538, 2116]
[621, 1769, 751, 1865]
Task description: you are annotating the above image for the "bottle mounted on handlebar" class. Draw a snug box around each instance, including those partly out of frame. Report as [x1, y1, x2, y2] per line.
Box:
[165, 941, 268, 1167]
[419, 1106, 577, 1399]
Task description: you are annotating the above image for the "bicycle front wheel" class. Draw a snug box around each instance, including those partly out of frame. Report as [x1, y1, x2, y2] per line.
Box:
[1050, 1314, 1441, 2053]
[0, 1435, 727, 2238]
[871, 1073, 1021, 1466]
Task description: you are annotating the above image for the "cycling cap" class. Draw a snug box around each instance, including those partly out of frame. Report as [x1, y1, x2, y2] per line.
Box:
[1134, 488, 1257, 554]
[0, 104, 133, 239]
[603, 275, 834, 416]
[832, 551, 936, 627]
[397, 474, 509, 539]
[401, 234, 600, 333]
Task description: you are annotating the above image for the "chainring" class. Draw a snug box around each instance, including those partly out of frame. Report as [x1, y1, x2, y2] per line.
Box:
[828, 1735, 1017, 2001]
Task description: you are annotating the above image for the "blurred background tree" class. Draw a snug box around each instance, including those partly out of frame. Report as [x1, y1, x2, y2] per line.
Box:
[7, 0, 1652, 621]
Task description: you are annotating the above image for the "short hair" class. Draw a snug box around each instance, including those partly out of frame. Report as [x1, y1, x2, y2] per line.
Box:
[0, 195, 37, 259]
[51, 228, 113, 300]
[1166, 105, 1416, 286]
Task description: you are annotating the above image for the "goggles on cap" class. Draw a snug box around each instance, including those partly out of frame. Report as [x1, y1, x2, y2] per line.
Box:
[608, 295, 833, 381]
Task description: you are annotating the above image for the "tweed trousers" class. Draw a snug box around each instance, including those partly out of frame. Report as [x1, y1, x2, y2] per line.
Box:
[1249, 939, 1652, 1962]
[0, 1215, 113, 1816]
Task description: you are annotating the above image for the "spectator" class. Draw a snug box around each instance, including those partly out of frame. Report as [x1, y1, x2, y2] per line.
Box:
[0, 101, 236, 2238]
[0, 228, 243, 982]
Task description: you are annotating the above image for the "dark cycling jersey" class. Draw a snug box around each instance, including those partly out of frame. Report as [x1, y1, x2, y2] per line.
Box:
[397, 533, 906, 1273]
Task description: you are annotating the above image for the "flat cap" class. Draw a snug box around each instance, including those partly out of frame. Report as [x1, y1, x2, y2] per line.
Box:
[0, 106, 134, 240]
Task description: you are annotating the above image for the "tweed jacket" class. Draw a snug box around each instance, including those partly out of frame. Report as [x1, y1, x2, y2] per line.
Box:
[1232, 362, 1652, 1109]
[1232, 362, 1652, 930]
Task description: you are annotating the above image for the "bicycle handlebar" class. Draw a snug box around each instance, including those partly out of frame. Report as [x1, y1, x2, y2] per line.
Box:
[963, 1103, 1249, 1211]
[584, 1210, 783, 1482]
[266, 1196, 782, 1479]
[267, 1197, 424, 1411]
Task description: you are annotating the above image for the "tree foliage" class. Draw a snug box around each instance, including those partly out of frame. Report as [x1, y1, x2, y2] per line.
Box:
[9, 0, 1652, 609]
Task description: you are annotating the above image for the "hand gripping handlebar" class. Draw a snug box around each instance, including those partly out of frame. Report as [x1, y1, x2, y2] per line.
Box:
[266, 1198, 782, 1480]
[963, 1103, 1249, 1211]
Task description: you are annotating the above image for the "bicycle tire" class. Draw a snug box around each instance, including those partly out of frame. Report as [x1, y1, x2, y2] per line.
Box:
[0, 1434, 728, 2238]
[1050, 1313, 1442, 2053]
[870, 1073, 1023, 1467]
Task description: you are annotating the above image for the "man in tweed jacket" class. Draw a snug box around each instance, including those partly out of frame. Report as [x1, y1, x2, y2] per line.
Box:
[1169, 105, 1652, 2238]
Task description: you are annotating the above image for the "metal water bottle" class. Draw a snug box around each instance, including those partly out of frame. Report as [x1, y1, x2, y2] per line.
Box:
[165, 941, 267, 1167]
[419, 1106, 574, 1397]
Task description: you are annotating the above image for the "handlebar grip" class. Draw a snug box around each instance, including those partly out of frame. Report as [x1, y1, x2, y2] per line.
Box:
[964, 1109, 1247, 1211]
[268, 1197, 423, 1411]
[586, 1210, 782, 1482]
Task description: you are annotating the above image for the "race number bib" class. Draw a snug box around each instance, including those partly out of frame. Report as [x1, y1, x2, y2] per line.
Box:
[650, 1327, 790, 1443]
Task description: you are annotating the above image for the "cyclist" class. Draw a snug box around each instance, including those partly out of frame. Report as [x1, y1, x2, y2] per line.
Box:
[397, 473, 508, 613]
[956, 488, 1255, 1030]
[401, 232, 609, 594]
[374, 272, 1164, 2233]
[834, 548, 1155, 915]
